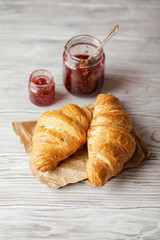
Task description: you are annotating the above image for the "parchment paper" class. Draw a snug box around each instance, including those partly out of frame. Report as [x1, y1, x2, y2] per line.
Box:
[12, 114, 151, 188]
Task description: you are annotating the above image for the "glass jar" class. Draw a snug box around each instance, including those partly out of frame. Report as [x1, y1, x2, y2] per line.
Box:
[28, 69, 55, 106]
[63, 35, 105, 97]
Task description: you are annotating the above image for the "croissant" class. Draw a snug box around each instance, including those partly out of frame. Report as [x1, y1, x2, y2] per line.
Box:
[31, 104, 93, 172]
[86, 94, 136, 186]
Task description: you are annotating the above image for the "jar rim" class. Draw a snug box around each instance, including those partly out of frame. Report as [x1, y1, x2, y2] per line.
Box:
[29, 69, 54, 88]
[64, 34, 103, 63]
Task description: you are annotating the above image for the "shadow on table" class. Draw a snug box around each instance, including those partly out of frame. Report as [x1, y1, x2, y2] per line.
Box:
[54, 89, 68, 104]
[101, 73, 128, 93]
[101, 71, 140, 94]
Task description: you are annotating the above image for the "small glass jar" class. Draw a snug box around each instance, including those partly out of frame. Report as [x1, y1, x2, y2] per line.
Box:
[63, 35, 105, 97]
[28, 69, 55, 106]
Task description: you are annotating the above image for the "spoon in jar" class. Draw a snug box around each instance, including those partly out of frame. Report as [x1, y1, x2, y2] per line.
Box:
[86, 25, 119, 63]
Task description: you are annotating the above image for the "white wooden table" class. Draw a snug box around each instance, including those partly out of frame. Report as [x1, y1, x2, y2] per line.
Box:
[0, 0, 160, 239]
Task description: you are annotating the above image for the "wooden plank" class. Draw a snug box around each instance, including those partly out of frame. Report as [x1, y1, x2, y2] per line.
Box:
[0, 0, 160, 40]
[0, 206, 160, 239]
[0, 154, 160, 207]
[0, 38, 160, 74]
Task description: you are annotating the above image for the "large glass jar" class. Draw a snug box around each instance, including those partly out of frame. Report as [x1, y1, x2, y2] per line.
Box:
[63, 35, 105, 97]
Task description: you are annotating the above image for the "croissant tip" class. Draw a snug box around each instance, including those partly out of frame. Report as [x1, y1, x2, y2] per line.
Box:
[87, 174, 105, 187]
[86, 161, 108, 187]
[33, 160, 55, 172]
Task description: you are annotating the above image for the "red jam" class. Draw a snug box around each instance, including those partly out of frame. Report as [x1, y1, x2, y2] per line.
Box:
[29, 70, 55, 106]
[63, 54, 105, 96]
[32, 76, 48, 85]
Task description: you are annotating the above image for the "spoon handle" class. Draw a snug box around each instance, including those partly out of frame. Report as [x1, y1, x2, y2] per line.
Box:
[87, 25, 119, 61]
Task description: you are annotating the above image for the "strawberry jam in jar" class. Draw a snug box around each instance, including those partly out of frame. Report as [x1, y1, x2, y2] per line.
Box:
[29, 70, 55, 106]
[63, 35, 105, 97]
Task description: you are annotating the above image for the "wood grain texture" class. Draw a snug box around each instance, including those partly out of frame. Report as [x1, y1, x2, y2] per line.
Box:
[0, 0, 160, 239]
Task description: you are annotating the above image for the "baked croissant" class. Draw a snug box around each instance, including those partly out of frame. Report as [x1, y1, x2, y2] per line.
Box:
[86, 94, 136, 186]
[31, 104, 93, 172]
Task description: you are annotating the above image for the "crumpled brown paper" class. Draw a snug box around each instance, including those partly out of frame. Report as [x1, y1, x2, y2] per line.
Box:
[12, 112, 151, 188]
